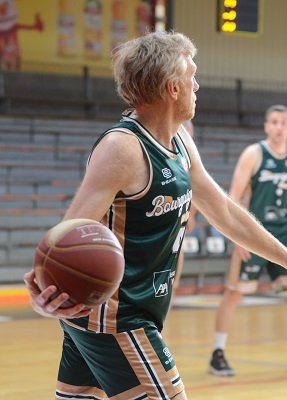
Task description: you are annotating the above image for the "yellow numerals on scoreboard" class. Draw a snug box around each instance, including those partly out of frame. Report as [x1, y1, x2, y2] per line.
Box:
[217, 0, 262, 37]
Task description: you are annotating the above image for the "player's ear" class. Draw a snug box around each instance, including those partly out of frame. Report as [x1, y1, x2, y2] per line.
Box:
[166, 79, 180, 100]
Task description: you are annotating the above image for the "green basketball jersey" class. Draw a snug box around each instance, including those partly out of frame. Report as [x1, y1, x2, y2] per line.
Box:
[68, 113, 192, 334]
[249, 141, 287, 234]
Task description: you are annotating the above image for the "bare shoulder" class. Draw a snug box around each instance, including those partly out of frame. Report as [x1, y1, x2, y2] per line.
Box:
[237, 142, 261, 167]
[242, 142, 261, 156]
[90, 130, 145, 167]
[88, 129, 148, 195]
[99, 129, 143, 152]
[63, 130, 148, 220]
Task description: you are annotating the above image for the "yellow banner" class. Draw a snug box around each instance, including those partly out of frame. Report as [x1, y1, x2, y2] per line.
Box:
[0, 0, 152, 75]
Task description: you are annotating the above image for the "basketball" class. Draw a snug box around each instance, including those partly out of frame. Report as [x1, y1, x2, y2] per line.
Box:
[33, 218, 125, 308]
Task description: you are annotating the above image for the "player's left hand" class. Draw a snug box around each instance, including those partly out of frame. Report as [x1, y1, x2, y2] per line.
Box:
[23, 270, 93, 319]
[234, 244, 251, 262]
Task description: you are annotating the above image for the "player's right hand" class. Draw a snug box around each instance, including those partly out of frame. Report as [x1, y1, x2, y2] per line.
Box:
[23, 270, 93, 319]
[234, 244, 251, 262]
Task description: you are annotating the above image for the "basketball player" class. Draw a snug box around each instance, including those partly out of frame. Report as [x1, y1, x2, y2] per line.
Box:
[209, 104, 287, 376]
[24, 32, 287, 400]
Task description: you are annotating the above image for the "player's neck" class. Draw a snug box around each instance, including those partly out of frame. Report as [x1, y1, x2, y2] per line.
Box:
[133, 107, 178, 150]
[265, 139, 287, 157]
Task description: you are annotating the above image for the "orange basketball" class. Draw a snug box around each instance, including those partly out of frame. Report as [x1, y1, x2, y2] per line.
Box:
[33, 219, 125, 308]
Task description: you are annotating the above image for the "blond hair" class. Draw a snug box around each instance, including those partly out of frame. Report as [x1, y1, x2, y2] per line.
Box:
[112, 31, 197, 107]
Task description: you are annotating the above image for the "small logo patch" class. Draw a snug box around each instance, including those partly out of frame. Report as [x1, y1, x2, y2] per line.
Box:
[162, 168, 172, 179]
[265, 159, 277, 169]
[153, 270, 172, 297]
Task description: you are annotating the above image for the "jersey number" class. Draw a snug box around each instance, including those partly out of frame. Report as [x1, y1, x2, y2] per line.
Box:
[172, 226, 186, 253]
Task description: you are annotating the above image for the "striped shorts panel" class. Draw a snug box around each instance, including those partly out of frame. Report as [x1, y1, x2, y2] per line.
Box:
[57, 321, 184, 400]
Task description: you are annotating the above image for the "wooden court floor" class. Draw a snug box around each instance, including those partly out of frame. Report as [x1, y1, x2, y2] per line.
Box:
[1, 299, 287, 399]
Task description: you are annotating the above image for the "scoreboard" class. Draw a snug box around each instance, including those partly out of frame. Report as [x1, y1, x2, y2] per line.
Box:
[217, 0, 263, 36]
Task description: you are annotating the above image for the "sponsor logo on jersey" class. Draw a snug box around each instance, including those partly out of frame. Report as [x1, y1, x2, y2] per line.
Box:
[161, 176, 177, 186]
[146, 189, 192, 218]
[153, 270, 172, 297]
[162, 168, 172, 179]
[258, 170, 287, 185]
[169, 270, 176, 286]
[161, 168, 177, 186]
[265, 159, 277, 169]
[155, 283, 168, 296]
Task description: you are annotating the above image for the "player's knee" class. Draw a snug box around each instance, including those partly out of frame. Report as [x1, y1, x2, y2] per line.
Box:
[171, 389, 188, 400]
[224, 288, 242, 305]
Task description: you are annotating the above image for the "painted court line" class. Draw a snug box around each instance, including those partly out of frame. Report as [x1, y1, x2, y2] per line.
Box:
[0, 316, 13, 322]
[186, 374, 287, 391]
[173, 294, 286, 308]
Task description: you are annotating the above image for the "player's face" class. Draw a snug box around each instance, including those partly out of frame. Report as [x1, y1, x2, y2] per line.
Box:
[264, 111, 287, 144]
[177, 55, 199, 121]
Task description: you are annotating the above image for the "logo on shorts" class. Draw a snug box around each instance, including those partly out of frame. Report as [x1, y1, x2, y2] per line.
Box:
[240, 272, 248, 281]
[245, 265, 260, 273]
[163, 346, 173, 365]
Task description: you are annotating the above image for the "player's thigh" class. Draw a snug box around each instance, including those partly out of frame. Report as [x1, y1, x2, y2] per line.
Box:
[172, 389, 188, 400]
[56, 328, 107, 399]
[58, 321, 139, 398]
[59, 321, 185, 400]
[56, 382, 106, 400]
[114, 326, 185, 399]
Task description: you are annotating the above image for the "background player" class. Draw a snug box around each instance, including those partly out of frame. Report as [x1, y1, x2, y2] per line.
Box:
[209, 104, 287, 376]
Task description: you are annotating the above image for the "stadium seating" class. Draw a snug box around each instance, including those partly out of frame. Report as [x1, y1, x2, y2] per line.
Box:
[0, 115, 265, 288]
